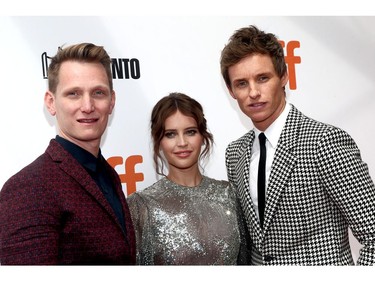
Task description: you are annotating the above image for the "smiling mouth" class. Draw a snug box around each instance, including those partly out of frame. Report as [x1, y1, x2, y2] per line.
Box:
[77, 118, 98, 123]
[175, 151, 191, 157]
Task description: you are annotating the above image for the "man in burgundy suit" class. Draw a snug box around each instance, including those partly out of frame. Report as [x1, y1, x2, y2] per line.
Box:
[0, 43, 136, 265]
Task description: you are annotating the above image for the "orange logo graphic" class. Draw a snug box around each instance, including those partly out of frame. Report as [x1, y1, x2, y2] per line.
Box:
[108, 155, 144, 196]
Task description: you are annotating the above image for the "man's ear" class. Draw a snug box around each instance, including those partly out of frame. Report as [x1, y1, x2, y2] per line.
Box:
[44, 91, 56, 116]
[109, 90, 116, 114]
[228, 86, 237, 100]
[281, 71, 289, 88]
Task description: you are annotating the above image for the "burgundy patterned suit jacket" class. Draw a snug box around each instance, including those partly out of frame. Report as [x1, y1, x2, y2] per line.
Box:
[0, 139, 136, 265]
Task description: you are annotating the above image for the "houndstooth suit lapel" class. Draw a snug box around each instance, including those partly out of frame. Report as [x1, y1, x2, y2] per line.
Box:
[234, 130, 265, 244]
[262, 105, 300, 233]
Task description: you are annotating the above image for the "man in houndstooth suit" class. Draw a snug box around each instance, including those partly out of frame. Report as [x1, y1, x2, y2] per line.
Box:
[220, 25, 375, 265]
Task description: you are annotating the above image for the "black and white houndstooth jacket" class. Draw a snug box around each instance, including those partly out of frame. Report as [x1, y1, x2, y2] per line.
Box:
[225, 104, 375, 265]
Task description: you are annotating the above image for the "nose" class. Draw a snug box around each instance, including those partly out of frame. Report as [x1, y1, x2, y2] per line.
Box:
[248, 84, 260, 99]
[81, 94, 95, 113]
[176, 134, 188, 146]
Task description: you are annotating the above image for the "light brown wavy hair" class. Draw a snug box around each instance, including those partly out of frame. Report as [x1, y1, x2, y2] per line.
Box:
[47, 42, 113, 93]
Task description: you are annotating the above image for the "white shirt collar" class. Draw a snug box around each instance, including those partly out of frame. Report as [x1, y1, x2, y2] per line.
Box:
[253, 102, 291, 149]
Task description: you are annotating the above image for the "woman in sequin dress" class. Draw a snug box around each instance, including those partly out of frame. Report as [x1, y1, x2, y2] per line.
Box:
[127, 92, 250, 265]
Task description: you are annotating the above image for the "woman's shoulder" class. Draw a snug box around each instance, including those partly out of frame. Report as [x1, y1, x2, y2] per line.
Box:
[203, 176, 232, 190]
[128, 178, 167, 200]
[203, 175, 229, 184]
[202, 176, 237, 203]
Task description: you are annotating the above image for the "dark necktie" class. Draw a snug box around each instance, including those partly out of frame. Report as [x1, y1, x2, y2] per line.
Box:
[258, 132, 267, 228]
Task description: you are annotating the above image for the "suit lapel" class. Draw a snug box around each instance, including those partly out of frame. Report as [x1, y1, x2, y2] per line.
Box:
[235, 131, 265, 244]
[46, 140, 122, 229]
[263, 105, 301, 233]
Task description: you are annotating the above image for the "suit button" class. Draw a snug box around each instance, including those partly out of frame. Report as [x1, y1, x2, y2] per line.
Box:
[264, 255, 274, 262]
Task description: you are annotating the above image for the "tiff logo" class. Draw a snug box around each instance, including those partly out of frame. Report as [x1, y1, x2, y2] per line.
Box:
[107, 155, 144, 196]
[280, 40, 301, 90]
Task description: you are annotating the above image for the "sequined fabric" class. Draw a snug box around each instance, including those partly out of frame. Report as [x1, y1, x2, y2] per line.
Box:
[127, 176, 250, 265]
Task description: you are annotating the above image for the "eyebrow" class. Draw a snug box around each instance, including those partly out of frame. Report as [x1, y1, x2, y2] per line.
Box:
[164, 126, 198, 131]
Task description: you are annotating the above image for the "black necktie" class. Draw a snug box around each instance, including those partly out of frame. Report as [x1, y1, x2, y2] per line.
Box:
[258, 132, 266, 228]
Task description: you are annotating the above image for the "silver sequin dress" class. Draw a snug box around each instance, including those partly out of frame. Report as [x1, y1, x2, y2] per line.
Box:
[127, 176, 250, 265]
